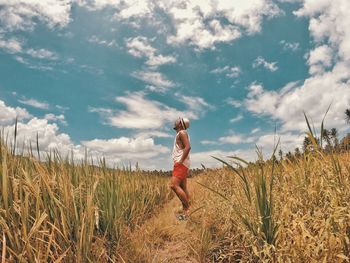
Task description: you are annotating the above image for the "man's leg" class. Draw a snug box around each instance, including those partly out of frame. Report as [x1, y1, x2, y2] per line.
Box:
[180, 178, 190, 206]
[169, 176, 189, 211]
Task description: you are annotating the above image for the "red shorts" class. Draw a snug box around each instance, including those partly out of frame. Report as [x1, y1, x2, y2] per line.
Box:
[172, 162, 189, 180]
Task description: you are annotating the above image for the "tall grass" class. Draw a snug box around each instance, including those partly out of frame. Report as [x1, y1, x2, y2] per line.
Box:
[198, 145, 279, 247]
[0, 132, 172, 262]
[195, 111, 350, 262]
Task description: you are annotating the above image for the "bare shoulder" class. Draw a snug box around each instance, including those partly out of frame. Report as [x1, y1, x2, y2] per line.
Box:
[178, 130, 189, 138]
[178, 130, 188, 135]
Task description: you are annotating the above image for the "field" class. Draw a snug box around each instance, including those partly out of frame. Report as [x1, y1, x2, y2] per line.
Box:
[1, 132, 350, 262]
[0, 137, 172, 262]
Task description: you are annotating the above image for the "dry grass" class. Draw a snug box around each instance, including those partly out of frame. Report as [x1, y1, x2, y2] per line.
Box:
[3, 145, 348, 262]
[0, 138, 172, 262]
[197, 151, 350, 262]
[118, 173, 218, 263]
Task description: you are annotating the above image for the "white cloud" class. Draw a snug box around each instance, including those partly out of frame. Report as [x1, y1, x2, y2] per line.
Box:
[0, 38, 58, 69]
[175, 93, 215, 114]
[198, 132, 304, 167]
[4, 116, 169, 169]
[294, 0, 350, 61]
[0, 37, 58, 70]
[211, 66, 241, 78]
[81, 137, 169, 160]
[15, 56, 54, 71]
[78, 0, 154, 20]
[134, 130, 172, 138]
[197, 131, 304, 167]
[0, 100, 31, 125]
[219, 134, 255, 144]
[116, 0, 154, 20]
[201, 132, 255, 145]
[55, 105, 70, 112]
[243, 0, 350, 135]
[245, 73, 350, 133]
[165, 0, 281, 50]
[0, 0, 72, 32]
[1, 98, 170, 170]
[44, 113, 67, 126]
[252, 56, 278, 72]
[307, 44, 333, 75]
[0, 35, 58, 66]
[0, 36, 23, 53]
[255, 132, 303, 155]
[18, 98, 49, 110]
[27, 48, 58, 60]
[89, 92, 201, 129]
[126, 36, 176, 67]
[251, 128, 261, 134]
[126, 36, 155, 57]
[87, 35, 116, 47]
[5, 117, 75, 154]
[277, 0, 302, 2]
[0, 1, 70, 71]
[145, 85, 167, 93]
[226, 98, 242, 108]
[132, 70, 175, 91]
[280, 40, 300, 52]
[80, 64, 103, 75]
[78, 0, 282, 50]
[167, 17, 242, 50]
[200, 140, 216, 145]
[76, 0, 120, 10]
[230, 114, 243, 123]
[146, 54, 176, 68]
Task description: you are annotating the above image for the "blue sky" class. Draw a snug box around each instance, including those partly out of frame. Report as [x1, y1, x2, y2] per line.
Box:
[0, 0, 349, 169]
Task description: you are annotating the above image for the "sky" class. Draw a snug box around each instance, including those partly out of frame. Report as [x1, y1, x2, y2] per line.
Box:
[0, 0, 349, 170]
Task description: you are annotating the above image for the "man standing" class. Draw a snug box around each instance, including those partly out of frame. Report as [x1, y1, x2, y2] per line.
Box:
[170, 117, 191, 220]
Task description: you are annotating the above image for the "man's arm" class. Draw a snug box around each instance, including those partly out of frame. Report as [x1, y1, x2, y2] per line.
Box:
[178, 130, 191, 163]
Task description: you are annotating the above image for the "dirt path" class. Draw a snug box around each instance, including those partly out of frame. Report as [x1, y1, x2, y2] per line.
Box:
[120, 178, 209, 263]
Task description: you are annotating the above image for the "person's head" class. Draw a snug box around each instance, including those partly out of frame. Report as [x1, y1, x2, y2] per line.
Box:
[173, 117, 190, 132]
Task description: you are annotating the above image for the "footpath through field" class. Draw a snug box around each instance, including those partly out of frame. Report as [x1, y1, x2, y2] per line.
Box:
[120, 176, 209, 263]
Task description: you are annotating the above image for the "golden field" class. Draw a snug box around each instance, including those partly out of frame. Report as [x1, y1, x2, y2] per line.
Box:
[0, 137, 172, 262]
[1, 124, 350, 262]
[119, 150, 350, 263]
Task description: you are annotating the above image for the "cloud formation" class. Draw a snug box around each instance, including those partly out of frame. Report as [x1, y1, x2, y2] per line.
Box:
[0, 100, 31, 125]
[89, 91, 210, 130]
[201, 132, 255, 145]
[211, 66, 241, 78]
[0, 0, 72, 32]
[126, 36, 176, 68]
[241, 0, 350, 141]
[78, 0, 282, 50]
[280, 40, 300, 52]
[18, 97, 50, 110]
[132, 71, 176, 92]
[307, 44, 333, 75]
[0, 36, 23, 53]
[252, 56, 278, 72]
[0, 99, 169, 169]
[164, 0, 281, 50]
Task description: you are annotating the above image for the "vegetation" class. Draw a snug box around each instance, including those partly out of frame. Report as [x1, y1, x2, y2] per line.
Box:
[196, 149, 350, 262]
[0, 131, 172, 262]
[192, 110, 350, 262]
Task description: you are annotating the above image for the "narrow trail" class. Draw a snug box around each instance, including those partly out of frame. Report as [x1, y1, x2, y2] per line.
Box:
[121, 177, 209, 263]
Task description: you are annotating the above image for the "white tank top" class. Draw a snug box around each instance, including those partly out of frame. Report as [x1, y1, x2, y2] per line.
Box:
[172, 131, 190, 168]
